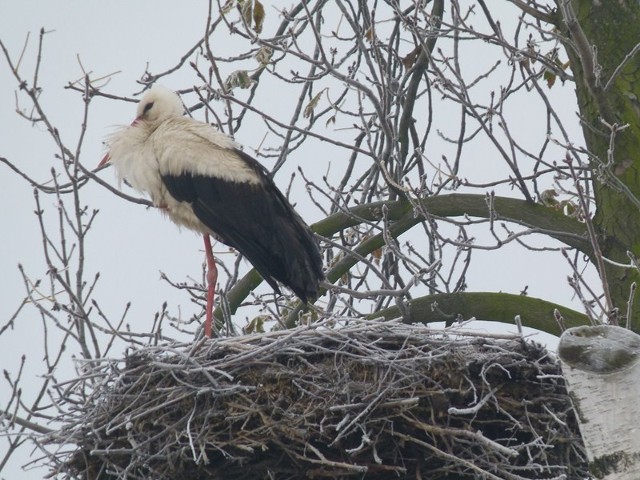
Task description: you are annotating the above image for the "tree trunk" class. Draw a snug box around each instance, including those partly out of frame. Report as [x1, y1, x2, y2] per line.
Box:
[557, 1, 640, 329]
[558, 325, 640, 478]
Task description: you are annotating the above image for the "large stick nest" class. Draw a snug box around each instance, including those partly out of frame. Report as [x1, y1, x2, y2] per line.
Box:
[48, 320, 587, 479]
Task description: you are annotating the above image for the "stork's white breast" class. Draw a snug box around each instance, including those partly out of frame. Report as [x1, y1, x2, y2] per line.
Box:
[108, 117, 257, 199]
[105, 117, 262, 235]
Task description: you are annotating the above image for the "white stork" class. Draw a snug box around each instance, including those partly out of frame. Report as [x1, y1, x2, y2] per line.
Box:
[99, 86, 324, 337]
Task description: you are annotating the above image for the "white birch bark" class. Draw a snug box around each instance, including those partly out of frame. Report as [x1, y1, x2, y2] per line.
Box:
[558, 325, 640, 479]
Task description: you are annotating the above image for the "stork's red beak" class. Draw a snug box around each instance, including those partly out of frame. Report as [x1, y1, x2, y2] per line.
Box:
[98, 152, 111, 167]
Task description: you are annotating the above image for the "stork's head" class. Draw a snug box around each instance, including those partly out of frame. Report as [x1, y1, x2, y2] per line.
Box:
[98, 86, 184, 168]
[134, 85, 185, 124]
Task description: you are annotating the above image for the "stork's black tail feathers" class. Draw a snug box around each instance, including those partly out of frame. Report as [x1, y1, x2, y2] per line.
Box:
[214, 196, 324, 303]
[272, 223, 324, 304]
[234, 183, 324, 304]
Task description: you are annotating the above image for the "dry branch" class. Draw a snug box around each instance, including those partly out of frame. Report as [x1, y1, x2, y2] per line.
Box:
[46, 320, 587, 479]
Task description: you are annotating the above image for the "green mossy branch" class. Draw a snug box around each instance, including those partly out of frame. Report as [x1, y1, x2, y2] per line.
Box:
[370, 291, 589, 337]
[213, 193, 589, 335]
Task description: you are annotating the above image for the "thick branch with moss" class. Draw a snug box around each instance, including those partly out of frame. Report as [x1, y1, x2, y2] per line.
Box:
[215, 193, 589, 334]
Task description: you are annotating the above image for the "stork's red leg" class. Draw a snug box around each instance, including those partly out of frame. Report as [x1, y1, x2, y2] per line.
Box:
[203, 234, 218, 338]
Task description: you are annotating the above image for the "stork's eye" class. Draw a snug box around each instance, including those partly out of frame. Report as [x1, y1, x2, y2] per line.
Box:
[143, 101, 154, 114]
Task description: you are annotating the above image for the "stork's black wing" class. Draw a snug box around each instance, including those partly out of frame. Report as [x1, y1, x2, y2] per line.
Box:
[161, 149, 323, 302]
